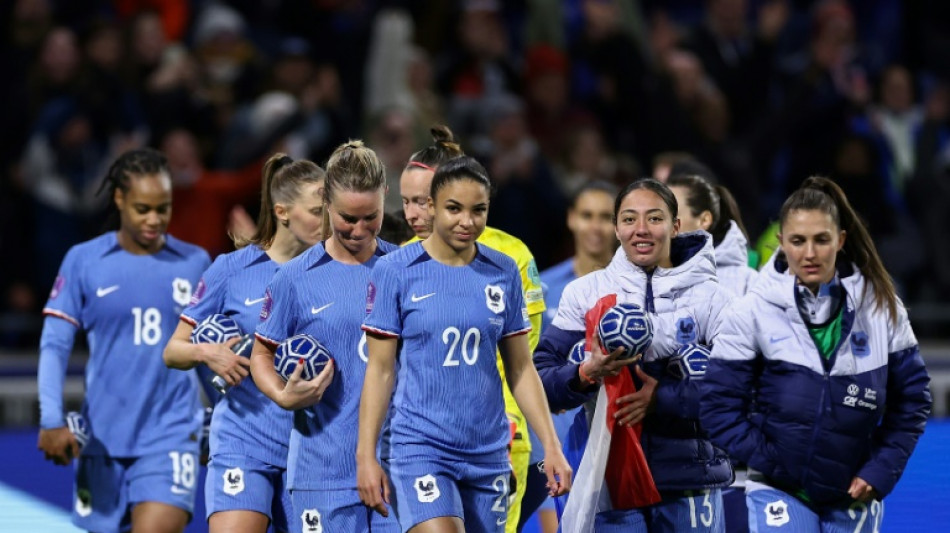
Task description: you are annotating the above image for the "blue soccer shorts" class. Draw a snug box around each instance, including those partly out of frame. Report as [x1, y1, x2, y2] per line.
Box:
[746, 484, 883, 533]
[289, 487, 399, 533]
[205, 453, 292, 532]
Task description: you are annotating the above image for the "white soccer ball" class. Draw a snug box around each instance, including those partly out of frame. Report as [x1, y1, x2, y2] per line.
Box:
[191, 314, 243, 344]
[274, 334, 333, 381]
[597, 303, 653, 356]
[667, 343, 711, 380]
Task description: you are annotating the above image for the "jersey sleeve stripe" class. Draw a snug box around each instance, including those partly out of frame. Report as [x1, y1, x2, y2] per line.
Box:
[255, 332, 281, 347]
[502, 327, 532, 339]
[179, 315, 198, 326]
[361, 325, 400, 338]
[42, 308, 80, 328]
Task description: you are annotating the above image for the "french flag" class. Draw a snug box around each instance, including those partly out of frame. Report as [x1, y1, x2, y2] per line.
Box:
[561, 294, 660, 532]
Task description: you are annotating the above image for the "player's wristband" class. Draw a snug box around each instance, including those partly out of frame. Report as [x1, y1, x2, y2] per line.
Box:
[578, 362, 600, 386]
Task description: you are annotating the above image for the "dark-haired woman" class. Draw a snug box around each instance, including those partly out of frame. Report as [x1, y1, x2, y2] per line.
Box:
[358, 156, 571, 532]
[701, 177, 931, 532]
[535, 178, 734, 532]
[163, 153, 325, 533]
[667, 173, 757, 297]
[37, 148, 211, 533]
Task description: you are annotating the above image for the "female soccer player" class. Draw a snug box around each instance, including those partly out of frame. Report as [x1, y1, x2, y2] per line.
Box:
[400, 126, 547, 533]
[701, 177, 931, 532]
[163, 154, 325, 533]
[251, 141, 400, 532]
[523, 181, 618, 532]
[38, 148, 210, 533]
[535, 178, 734, 532]
[667, 172, 757, 296]
[358, 156, 571, 533]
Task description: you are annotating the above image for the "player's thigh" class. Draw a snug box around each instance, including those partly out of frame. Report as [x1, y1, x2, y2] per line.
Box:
[820, 500, 884, 533]
[131, 501, 189, 533]
[389, 457, 463, 532]
[209, 510, 270, 533]
[457, 461, 511, 533]
[291, 488, 398, 533]
[205, 454, 284, 527]
[746, 487, 819, 533]
[72, 455, 131, 532]
[647, 489, 725, 533]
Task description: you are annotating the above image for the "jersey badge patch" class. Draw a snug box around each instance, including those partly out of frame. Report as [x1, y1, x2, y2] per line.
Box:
[485, 285, 505, 314]
[765, 499, 789, 526]
[173, 278, 193, 306]
[415, 474, 440, 503]
[50, 275, 66, 300]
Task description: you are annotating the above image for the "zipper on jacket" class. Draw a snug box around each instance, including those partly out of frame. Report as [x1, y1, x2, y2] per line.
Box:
[644, 270, 655, 313]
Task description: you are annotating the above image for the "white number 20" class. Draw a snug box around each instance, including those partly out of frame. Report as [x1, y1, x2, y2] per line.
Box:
[442, 327, 480, 367]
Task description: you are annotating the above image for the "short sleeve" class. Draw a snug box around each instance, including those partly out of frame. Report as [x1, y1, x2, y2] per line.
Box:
[502, 262, 531, 338]
[255, 270, 300, 346]
[361, 257, 402, 338]
[180, 254, 229, 326]
[42, 246, 84, 328]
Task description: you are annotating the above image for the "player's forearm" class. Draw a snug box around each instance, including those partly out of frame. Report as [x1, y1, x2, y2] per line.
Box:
[357, 338, 396, 461]
[249, 339, 284, 404]
[503, 335, 560, 452]
[163, 321, 202, 369]
[38, 317, 77, 429]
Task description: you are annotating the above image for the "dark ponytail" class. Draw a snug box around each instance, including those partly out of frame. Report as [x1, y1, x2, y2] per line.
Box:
[779, 176, 899, 322]
[236, 153, 325, 249]
[97, 148, 169, 231]
[406, 125, 465, 171]
[666, 172, 749, 245]
[715, 185, 749, 242]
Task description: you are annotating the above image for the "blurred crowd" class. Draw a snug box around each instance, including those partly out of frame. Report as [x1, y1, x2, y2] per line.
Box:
[2, 0, 950, 347]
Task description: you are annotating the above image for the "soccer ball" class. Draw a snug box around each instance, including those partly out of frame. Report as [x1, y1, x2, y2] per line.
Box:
[274, 334, 333, 381]
[667, 343, 711, 380]
[598, 303, 653, 356]
[191, 314, 243, 344]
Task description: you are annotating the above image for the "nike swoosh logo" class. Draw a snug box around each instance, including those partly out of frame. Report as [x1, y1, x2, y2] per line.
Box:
[245, 297, 266, 306]
[311, 303, 334, 315]
[496, 518, 507, 526]
[411, 293, 436, 302]
[769, 336, 790, 344]
[96, 285, 119, 297]
[170, 486, 190, 495]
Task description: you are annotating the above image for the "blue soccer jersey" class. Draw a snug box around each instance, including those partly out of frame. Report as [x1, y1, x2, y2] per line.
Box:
[180, 245, 293, 467]
[40, 232, 210, 457]
[256, 239, 398, 491]
[362, 242, 531, 464]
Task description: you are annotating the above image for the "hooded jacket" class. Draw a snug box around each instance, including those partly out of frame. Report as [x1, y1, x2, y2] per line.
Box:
[715, 220, 758, 297]
[700, 253, 931, 506]
[535, 231, 734, 491]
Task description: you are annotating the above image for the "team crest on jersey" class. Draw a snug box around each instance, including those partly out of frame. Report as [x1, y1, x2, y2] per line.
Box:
[190, 278, 207, 306]
[415, 474, 440, 503]
[676, 316, 697, 344]
[75, 488, 92, 517]
[222, 467, 244, 495]
[172, 278, 193, 306]
[765, 499, 790, 526]
[485, 285, 505, 314]
[850, 331, 870, 357]
[49, 275, 66, 300]
[260, 289, 273, 320]
[301, 508, 323, 533]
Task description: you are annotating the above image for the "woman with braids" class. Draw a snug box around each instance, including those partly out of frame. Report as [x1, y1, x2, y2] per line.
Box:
[163, 154, 325, 533]
[251, 141, 399, 532]
[701, 177, 932, 532]
[399, 126, 549, 533]
[666, 172, 757, 297]
[37, 148, 211, 533]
